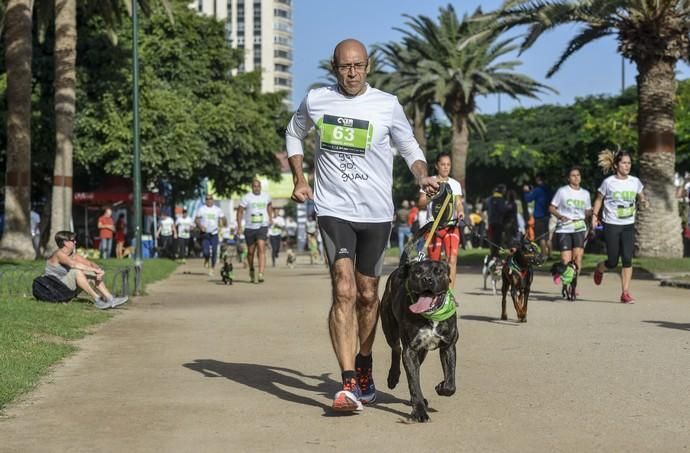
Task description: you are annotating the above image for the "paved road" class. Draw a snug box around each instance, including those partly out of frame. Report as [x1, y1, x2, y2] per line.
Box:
[1, 257, 689, 452]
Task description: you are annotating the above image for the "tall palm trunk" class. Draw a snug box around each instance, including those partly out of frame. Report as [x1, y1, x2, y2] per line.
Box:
[634, 58, 683, 257]
[413, 104, 427, 155]
[0, 0, 34, 259]
[47, 0, 77, 254]
[449, 112, 469, 193]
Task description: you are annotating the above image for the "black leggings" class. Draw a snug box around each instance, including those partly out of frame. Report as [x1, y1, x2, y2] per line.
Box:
[603, 223, 634, 269]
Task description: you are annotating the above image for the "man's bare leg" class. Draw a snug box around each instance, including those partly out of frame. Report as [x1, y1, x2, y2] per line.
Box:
[355, 271, 379, 356]
[257, 240, 267, 276]
[74, 271, 101, 300]
[328, 259, 358, 371]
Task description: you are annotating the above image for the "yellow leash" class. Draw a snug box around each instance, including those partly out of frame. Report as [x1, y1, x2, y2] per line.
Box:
[421, 191, 452, 254]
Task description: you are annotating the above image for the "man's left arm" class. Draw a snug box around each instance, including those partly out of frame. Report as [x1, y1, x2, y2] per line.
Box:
[391, 100, 438, 195]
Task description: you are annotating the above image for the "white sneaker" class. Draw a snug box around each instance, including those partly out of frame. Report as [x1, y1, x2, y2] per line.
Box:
[110, 296, 129, 308]
[93, 297, 111, 310]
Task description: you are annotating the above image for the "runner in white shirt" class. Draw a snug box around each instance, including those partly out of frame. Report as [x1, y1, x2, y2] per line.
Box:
[268, 208, 285, 268]
[285, 39, 439, 413]
[591, 150, 648, 303]
[175, 209, 194, 262]
[237, 179, 272, 283]
[549, 166, 592, 294]
[417, 152, 465, 288]
[156, 213, 176, 259]
[195, 195, 226, 276]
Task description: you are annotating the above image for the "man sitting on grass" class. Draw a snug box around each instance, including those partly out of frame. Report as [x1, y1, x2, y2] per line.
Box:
[45, 231, 128, 309]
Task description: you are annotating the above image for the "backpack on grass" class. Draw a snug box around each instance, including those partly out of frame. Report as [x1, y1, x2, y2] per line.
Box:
[32, 275, 78, 303]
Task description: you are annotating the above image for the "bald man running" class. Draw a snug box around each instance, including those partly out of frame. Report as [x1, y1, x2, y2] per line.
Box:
[286, 39, 438, 413]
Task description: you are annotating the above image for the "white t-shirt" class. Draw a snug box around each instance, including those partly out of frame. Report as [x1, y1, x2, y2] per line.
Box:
[286, 84, 426, 223]
[597, 175, 644, 225]
[196, 205, 225, 235]
[551, 185, 592, 233]
[424, 177, 463, 224]
[270, 215, 285, 237]
[158, 217, 175, 237]
[240, 192, 272, 229]
[176, 216, 194, 239]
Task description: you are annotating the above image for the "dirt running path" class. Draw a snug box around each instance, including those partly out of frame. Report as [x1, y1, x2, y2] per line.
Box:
[1, 258, 689, 452]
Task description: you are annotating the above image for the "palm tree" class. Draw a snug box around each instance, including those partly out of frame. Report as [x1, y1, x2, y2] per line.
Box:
[0, 0, 35, 259]
[371, 42, 434, 153]
[45, 0, 172, 253]
[399, 5, 552, 190]
[487, 0, 686, 257]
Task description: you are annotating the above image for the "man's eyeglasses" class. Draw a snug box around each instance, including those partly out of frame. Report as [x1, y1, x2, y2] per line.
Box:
[335, 62, 368, 73]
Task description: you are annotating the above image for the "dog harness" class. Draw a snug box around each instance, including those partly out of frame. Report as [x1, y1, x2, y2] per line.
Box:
[507, 256, 529, 280]
[560, 265, 575, 285]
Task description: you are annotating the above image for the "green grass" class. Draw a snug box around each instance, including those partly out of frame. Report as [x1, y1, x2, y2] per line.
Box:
[0, 259, 178, 410]
[387, 246, 690, 275]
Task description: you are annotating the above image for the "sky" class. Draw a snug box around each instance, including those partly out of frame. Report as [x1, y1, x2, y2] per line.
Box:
[291, 0, 690, 114]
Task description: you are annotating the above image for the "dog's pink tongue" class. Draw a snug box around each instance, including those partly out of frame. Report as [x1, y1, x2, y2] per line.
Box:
[409, 295, 435, 314]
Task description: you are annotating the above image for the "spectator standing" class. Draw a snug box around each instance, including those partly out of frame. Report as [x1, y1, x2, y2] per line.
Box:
[237, 179, 272, 283]
[523, 173, 552, 259]
[115, 214, 127, 259]
[97, 207, 115, 259]
[156, 212, 176, 259]
[396, 200, 411, 255]
[30, 209, 41, 258]
[175, 208, 194, 262]
[485, 185, 507, 257]
[195, 195, 226, 276]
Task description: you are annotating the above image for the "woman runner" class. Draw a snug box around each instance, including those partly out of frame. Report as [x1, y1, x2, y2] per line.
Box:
[591, 150, 648, 303]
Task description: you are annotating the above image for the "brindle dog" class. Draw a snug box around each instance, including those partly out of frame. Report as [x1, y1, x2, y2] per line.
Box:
[500, 239, 545, 322]
[380, 259, 458, 423]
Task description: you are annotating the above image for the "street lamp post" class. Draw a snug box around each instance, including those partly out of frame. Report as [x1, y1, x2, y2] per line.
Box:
[132, 0, 143, 295]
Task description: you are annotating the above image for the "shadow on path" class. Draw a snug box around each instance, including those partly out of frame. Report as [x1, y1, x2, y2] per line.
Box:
[460, 314, 521, 326]
[182, 359, 411, 418]
[643, 320, 690, 331]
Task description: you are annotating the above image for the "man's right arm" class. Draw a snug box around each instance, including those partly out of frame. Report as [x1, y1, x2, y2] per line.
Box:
[286, 97, 314, 203]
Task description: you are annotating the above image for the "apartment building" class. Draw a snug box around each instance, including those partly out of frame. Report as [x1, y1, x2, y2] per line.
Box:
[192, 0, 293, 97]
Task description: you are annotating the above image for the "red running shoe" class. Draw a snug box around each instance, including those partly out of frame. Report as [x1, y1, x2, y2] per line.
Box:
[593, 269, 603, 286]
[620, 291, 635, 304]
[332, 377, 363, 412]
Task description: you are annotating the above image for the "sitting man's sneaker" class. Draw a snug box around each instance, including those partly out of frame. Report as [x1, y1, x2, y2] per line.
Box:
[110, 296, 129, 308]
[332, 377, 363, 412]
[356, 367, 376, 404]
[93, 297, 111, 310]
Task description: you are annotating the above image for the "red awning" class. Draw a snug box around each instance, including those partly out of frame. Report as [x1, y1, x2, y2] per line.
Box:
[72, 176, 165, 206]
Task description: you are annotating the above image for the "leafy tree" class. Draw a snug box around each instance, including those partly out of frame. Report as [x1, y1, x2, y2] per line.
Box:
[487, 0, 690, 257]
[73, 4, 285, 198]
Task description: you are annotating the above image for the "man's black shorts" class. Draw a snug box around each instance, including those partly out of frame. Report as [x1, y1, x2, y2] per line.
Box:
[556, 231, 586, 251]
[318, 216, 391, 277]
[245, 227, 268, 246]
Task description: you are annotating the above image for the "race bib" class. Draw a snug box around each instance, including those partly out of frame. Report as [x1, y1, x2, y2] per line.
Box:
[251, 213, 264, 224]
[318, 114, 373, 156]
[616, 205, 635, 219]
[572, 220, 586, 232]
